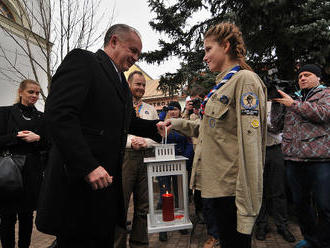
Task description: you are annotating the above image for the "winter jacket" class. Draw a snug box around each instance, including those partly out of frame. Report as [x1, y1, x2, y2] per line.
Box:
[271, 85, 330, 161]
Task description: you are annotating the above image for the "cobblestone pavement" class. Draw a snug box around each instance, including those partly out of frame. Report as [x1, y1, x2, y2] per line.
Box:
[2, 202, 302, 248]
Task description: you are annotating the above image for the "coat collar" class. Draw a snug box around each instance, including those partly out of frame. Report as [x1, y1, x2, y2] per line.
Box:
[295, 85, 327, 100]
[95, 49, 128, 102]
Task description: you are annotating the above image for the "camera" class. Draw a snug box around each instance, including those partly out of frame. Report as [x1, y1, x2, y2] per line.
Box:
[191, 98, 202, 109]
[188, 98, 202, 115]
[264, 77, 297, 99]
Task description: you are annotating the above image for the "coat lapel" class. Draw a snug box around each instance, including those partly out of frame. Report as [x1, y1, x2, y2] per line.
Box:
[95, 50, 128, 102]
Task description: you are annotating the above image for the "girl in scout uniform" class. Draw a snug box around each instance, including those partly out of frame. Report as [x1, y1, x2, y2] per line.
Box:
[157, 22, 267, 248]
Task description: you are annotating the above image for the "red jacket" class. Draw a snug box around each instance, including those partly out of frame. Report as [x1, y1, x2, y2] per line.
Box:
[271, 85, 330, 161]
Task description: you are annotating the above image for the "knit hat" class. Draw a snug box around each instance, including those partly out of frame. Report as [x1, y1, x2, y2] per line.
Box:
[298, 64, 322, 78]
[168, 101, 181, 111]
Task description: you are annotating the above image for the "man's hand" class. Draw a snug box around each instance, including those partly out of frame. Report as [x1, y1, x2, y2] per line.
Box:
[17, 130, 40, 143]
[131, 137, 148, 150]
[85, 166, 113, 190]
[156, 120, 172, 137]
[272, 90, 295, 107]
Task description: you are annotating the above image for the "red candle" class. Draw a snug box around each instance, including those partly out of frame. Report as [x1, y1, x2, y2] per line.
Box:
[162, 192, 174, 221]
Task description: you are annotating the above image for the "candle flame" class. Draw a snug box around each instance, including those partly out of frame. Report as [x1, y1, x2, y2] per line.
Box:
[166, 190, 169, 194]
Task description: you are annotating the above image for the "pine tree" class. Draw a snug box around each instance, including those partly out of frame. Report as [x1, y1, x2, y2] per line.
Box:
[144, 0, 330, 94]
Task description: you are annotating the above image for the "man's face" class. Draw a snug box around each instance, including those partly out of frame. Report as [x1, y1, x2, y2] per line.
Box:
[129, 74, 146, 98]
[298, 71, 320, 89]
[110, 31, 142, 72]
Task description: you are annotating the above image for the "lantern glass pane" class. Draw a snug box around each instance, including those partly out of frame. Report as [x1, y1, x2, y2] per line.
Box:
[151, 175, 185, 224]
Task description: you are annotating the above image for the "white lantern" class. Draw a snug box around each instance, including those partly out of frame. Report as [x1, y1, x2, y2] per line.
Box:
[145, 143, 193, 233]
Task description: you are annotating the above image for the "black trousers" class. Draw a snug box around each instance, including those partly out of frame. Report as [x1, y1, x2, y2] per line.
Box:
[0, 211, 33, 248]
[287, 161, 330, 248]
[193, 189, 203, 214]
[202, 197, 219, 239]
[213, 196, 251, 248]
[256, 145, 289, 230]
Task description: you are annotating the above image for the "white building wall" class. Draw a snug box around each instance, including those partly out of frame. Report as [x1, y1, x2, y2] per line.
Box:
[0, 0, 50, 110]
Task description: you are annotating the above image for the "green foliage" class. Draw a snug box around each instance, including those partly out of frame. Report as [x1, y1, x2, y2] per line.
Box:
[144, 0, 330, 94]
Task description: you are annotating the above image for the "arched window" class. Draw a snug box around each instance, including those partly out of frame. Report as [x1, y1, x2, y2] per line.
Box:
[0, 1, 15, 21]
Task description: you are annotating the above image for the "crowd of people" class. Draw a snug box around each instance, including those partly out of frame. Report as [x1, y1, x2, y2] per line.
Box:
[0, 21, 329, 248]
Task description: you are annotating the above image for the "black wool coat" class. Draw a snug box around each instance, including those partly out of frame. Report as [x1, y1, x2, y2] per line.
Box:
[0, 104, 46, 212]
[36, 49, 160, 237]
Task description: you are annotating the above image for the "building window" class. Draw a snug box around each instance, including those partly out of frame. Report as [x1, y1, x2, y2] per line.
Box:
[0, 1, 15, 21]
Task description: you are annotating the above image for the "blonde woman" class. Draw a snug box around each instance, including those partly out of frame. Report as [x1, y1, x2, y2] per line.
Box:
[0, 79, 47, 248]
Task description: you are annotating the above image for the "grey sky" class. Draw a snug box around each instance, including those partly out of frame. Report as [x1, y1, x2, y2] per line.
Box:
[97, 0, 181, 79]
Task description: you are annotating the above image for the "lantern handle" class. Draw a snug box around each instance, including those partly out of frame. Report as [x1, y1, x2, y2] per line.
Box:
[161, 126, 167, 145]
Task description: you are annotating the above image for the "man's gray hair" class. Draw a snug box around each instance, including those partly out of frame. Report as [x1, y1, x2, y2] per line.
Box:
[104, 24, 140, 47]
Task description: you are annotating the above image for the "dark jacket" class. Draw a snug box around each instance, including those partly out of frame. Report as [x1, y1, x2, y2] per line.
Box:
[0, 103, 46, 212]
[271, 85, 330, 161]
[36, 49, 160, 237]
[167, 130, 194, 171]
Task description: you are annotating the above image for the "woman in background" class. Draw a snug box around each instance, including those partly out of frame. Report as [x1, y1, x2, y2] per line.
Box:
[0, 79, 47, 248]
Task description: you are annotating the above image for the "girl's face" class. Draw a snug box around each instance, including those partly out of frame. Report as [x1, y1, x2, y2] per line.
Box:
[19, 83, 40, 106]
[167, 107, 181, 118]
[203, 37, 226, 72]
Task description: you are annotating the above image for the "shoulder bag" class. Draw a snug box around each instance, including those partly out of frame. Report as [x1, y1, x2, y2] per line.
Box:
[0, 150, 26, 198]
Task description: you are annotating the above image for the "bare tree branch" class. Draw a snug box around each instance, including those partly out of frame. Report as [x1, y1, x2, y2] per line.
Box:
[0, 0, 114, 101]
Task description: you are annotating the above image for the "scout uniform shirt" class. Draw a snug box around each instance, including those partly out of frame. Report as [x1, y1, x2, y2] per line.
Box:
[170, 67, 267, 234]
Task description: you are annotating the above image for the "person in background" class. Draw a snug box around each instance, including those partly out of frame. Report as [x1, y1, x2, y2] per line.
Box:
[0, 79, 47, 248]
[254, 101, 295, 243]
[271, 64, 330, 248]
[114, 70, 159, 248]
[158, 101, 194, 242]
[182, 85, 204, 121]
[157, 22, 267, 248]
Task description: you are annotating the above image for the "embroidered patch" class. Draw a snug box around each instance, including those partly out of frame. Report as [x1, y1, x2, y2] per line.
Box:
[251, 119, 260, 128]
[209, 118, 216, 128]
[241, 92, 259, 110]
[219, 95, 229, 105]
[241, 109, 259, 116]
[145, 111, 149, 115]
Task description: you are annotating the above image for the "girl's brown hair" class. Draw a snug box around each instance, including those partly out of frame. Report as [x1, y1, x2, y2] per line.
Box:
[204, 22, 253, 71]
[16, 79, 40, 103]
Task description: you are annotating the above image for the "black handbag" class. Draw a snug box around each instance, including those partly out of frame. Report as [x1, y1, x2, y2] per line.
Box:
[0, 151, 26, 198]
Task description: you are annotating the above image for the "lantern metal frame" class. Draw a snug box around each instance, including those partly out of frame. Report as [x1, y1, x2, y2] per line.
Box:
[145, 147, 193, 233]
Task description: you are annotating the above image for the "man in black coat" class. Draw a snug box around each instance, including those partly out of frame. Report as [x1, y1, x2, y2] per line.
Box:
[36, 24, 160, 248]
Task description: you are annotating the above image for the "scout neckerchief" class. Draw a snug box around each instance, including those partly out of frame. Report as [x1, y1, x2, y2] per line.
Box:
[200, 65, 241, 118]
[134, 100, 143, 117]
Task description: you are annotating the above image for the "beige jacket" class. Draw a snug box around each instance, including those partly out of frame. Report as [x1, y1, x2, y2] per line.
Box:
[170, 68, 267, 234]
[190, 134, 202, 190]
[126, 102, 159, 148]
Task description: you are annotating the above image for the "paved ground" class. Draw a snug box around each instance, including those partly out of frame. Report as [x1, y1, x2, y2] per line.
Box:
[2, 201, 302, 248]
